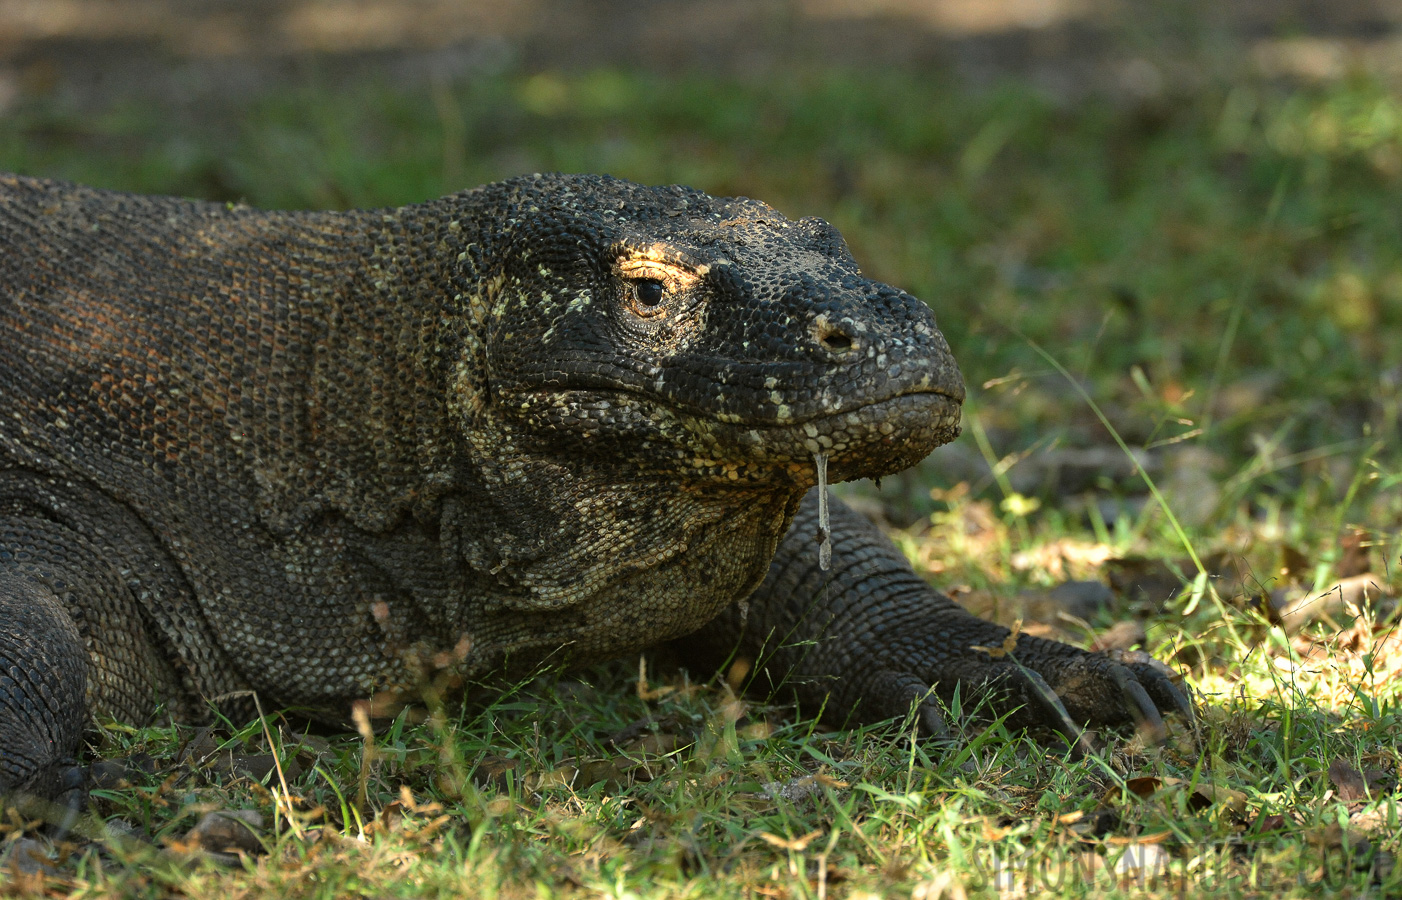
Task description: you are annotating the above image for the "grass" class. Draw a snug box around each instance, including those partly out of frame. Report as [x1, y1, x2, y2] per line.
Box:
[1, 61, 1400, 897]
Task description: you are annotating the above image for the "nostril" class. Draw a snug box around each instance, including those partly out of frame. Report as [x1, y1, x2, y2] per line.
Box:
[812, 316, 858, 355]
[820, 331, 853, 352]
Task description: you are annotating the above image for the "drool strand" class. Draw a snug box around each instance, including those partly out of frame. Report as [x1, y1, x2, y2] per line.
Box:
[814, 451, 831, 571]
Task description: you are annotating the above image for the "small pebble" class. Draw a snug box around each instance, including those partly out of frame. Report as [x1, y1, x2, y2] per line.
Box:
[2, 838, 54, 875]
[186, 809, 265, 856]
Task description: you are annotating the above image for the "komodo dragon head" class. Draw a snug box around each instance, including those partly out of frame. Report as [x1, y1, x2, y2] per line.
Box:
[450, 173, 964, 485]
[421, 174, 964, 662]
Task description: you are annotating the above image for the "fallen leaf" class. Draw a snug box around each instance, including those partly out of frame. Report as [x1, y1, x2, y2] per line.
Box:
[576, 758, 627, 790]
[1338, 529, 1373, 578]
[726, 657, 752, 694]
[972, 619, 1022, 658]
[636, 656, 675, 701]
[472, 754, 522, 791]
[1123, 776, 1164, 798]
[529, 766, 577, 790]
[1328, 758, 1372, 802]
[1114, 776, 1245, 816]
[1010, 539, 1115, 579]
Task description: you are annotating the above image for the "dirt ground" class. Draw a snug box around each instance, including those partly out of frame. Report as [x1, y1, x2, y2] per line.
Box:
[2, 0, 1402, 115]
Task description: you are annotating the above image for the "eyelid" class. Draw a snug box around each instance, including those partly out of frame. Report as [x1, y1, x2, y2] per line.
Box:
[617, 258, 701, 288]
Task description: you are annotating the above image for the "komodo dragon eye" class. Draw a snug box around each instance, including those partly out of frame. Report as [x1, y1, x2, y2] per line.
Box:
[629, 278, 667, 314]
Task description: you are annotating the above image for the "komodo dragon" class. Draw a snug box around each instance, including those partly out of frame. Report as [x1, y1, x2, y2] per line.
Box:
[0, 172, 1190, 807]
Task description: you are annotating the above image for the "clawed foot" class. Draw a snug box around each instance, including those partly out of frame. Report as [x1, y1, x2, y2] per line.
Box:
[2, 760, 87, 841]
[851, 607, 1194, 752]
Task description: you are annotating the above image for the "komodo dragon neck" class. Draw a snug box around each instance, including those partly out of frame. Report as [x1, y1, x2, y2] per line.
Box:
[0, 175, 800, 705]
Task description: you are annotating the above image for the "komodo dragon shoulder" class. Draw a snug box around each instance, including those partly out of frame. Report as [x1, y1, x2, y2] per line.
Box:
[0, 172, 1190, 808]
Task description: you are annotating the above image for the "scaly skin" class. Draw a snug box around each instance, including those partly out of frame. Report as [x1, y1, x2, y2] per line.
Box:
[0, 172, 1188, 800]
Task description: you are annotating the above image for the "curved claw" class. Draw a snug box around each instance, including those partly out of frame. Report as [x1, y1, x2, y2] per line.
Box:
[1166, 680, 1195, 724]
[1110, 652, 1197, 728]
[1014, 665, 1093, 758]
[865, 671, 951, 740]
[50, 761, 85, 842]
[916, 699, 952, 742]
[1141, 666, 1196, 727]
[1107, 663, 1167, 744]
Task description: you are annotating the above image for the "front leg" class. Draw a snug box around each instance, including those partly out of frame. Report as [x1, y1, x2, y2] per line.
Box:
[0, 577, 87, 809]
[0, 489, 199, 818]
[682, 490, 1192, 743]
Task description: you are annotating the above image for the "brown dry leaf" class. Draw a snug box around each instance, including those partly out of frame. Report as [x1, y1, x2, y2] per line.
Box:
[1307, 822, 1374, 855]
[910, 870, 969, 900]
[962, 582, 1113, 629]
[726, 657, 752, 694]
[1280, 544, 1311, 584]
[576, 758, 628, 790]
[529, 766, 577, 791]
[1113, 776, 1246, 816]
[740, 720, 774, 741]
[1188, 783, 1247, 815]
[405, 814, 452, 842]
[625, 732, 689, 757]
[397, 785, 443, 815]
[1350, 805, 1395, 836]
[472, 754, 522, 791]
[1328, 758, 1372, 802]
[636, 656, 675, 701]
[374, 800, 405, 834]
[759, 830, 823, 852]
[1122, 776, 1164, 799]
[972, 619, 1022, 658]
[1338, 528, 1374, 578]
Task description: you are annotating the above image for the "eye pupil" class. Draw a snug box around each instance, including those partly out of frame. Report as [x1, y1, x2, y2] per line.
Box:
[634, 279, 665, 307]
